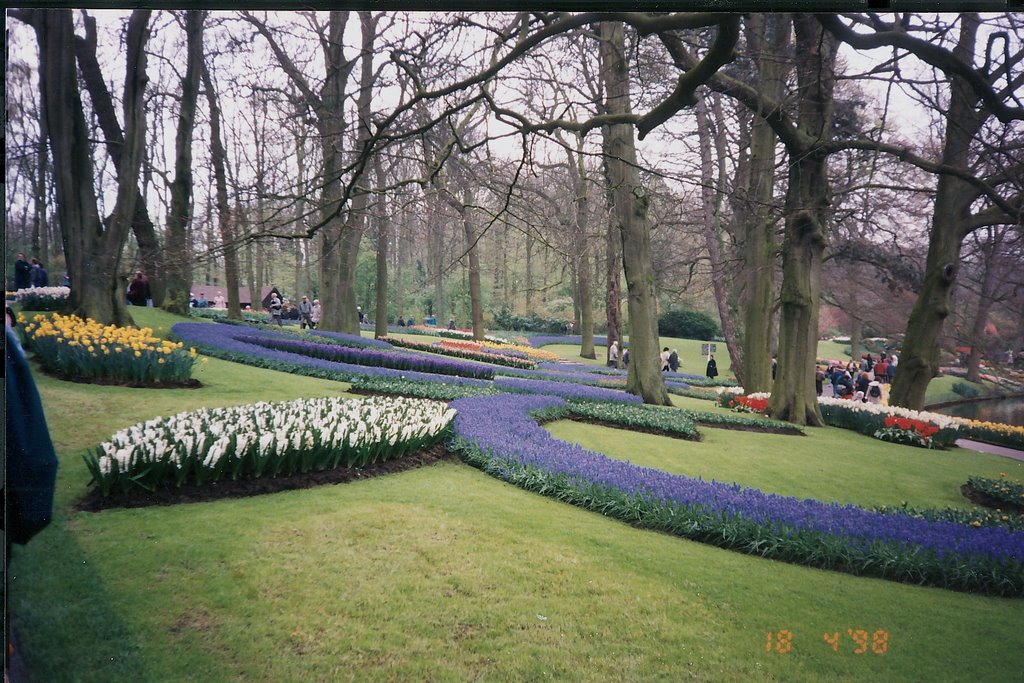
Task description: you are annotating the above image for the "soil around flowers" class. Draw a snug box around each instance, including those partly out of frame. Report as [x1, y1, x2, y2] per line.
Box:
[76, 444, 457, 512]
[960, 483, 1024, 514]
[36, 363, 203, 389]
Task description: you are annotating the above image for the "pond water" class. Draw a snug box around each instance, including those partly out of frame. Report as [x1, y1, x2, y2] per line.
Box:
[932, 396, 1024, 427]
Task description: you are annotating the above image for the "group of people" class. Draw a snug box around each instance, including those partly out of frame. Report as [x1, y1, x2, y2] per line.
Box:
[816, 352, 898, 404]
[13, 253, 52, 290]
[266, 292, 321, 329]
[606, 342, 719, 379]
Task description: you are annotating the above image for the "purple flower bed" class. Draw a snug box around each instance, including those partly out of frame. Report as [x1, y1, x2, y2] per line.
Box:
[308, 330, 394, 349]
[239, 334, 495, 379]
[449, 394, 1024, 595]
[493, 377, 643, 404]
[171, 322, 492, 387]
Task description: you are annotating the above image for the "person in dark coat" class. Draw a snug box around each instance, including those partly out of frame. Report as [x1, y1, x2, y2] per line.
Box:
[668, 349, 680, 372]
[706, 355, 719, 380]
[267, 293, 283, 326]
[5, 325, 58, 550]
[13, 252, 31, 290]
[298, 296, 314, 329]
[126, 271, 151, 306]
[29, 258, 48, 288]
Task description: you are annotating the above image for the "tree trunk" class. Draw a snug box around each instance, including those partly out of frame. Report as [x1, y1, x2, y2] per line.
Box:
[201, 59, 241, 320]
[890, 16, 986, 410]
[737, 14, 788, 393]
[600, 21, 669, 405]
[374, 155, 389, 339]
[568, 137, 596, 359]
[21, 9, 150, 326]
[163, 10, 204, 315]
[602, 135, 623, 368]
[459, 187, 485, 339]
[847, 308, 862, 365]
[695, 95, 742, 381]
[34, 106, 49, 266]
[764, 15, 836, 426]
[964, 238, 998, 384]
[73, 12, 164, 305]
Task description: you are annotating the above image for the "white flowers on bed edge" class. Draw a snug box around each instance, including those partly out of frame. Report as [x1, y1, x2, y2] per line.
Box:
[95, 395, 456, 476]
[817, 396, 963, 430]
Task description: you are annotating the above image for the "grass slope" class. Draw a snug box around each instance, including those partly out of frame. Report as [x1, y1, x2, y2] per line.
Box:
[8, 311, 1024, 682]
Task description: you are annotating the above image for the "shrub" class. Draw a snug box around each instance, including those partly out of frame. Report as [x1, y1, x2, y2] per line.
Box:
[657, 310, 718, 340]
[952, 381, 981, 398]
[22, 313, 200, 384]
[84, 396, 455, 497]
[492, 306, 569, 333]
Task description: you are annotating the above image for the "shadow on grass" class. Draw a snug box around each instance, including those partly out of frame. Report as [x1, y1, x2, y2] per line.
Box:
[8, 508, 150, 683]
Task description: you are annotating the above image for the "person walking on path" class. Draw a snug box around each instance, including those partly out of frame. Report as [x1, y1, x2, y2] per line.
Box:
[13, 253, 31, 290]
[660, 347, 671, 371]
[668, 349, 680, 372]
[298, 296, 314, 329]
[706, 355, 719, 380]
[310, 299, 322, 329]
[608, 340, 620, 368]
[267, 293, 283, 326]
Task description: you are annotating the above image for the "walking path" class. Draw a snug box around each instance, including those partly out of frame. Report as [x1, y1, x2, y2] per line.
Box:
[956, 438, 1024, 462]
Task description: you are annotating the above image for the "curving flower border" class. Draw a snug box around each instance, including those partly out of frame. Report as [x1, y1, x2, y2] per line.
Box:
[449, 393, 1024, 596]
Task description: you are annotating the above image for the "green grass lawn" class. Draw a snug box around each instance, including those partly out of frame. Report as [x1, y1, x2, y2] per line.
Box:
[923, 374, 1008, 406]
[8, 312, 1024, 682]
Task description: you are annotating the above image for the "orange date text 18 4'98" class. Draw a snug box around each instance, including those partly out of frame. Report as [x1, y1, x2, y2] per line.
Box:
[765, 629, 889, 654]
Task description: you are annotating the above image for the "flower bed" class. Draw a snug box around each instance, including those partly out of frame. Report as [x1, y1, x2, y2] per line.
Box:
[13, 286, 71, 311]
[22, 313, 199, 384]
[563, 401, 700, 440]
[383, 336, 538, 370]
[681, 409, 805, 435]
[874, 416, 942, 448]
[449, 393, 1024, 596]
[84, 396, 455, 497]
[818, 397, 960, 448]
[957, 419, 1024, 451]
[190, 308, 270, 324]
[436, 327, 512, 345]
[236, 333, 496, 379]
[308, 329, 394, 349]
[724, 394, 769, 414]
[873, 502, 1024, 533]
[349, 375, 499, 401]
[965, 475, 1024, 512]
[171, 322, 493, 388]
[493, 376, 643, 404]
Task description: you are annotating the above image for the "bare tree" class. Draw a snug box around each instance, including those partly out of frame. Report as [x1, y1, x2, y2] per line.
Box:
[163, 10, 205, 314]
[12, 9, 151, 326]
[71, 10, 165, 306]
[819, 13, 1024, 409]
[201, 50, 242, 319]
